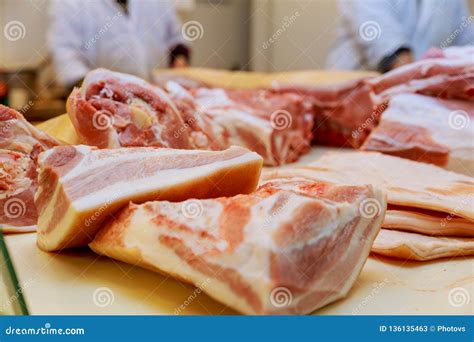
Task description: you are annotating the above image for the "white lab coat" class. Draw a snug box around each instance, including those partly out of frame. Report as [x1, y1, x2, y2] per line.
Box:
[48, 0, 186, 86]
[326, 0, 474, 70]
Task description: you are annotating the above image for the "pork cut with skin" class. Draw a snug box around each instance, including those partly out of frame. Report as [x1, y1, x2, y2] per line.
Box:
[35, 145, 263, 251]
[0, 106, 61, 233]
[176, 85, 314, 166]
[90, 178, 386, 315]
[264, 152, 474, 260]
[0, 150, 38, 233]
[372, 229, 474, 261]
[0, 105, 61, 161]
[361, 93, 474, 176]
[67, 69, 220, 151]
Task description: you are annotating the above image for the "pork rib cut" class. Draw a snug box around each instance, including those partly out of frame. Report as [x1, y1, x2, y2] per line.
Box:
[36, 145, 263, 251]
[90, 178, 386, 315]
[361, 93, 474, 176]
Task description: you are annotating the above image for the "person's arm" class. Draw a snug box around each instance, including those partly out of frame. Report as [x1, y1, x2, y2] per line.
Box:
[162, 2, 191, 68]
[47, 0, 90, 87]
[338, 0, 411, 71]
[453, 0, 474, 46]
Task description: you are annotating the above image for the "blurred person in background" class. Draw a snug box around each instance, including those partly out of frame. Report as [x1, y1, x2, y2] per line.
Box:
[48, 0, 190, 90]
[327, 0, 474, 72]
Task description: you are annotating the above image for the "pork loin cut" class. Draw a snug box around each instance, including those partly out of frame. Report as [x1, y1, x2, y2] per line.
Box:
[67, 69, 220, 151]
[361, 93, 474, 176]
[0, 150, 37, 233]
[372, 229, 474, 261]
[181, 86, 313, 166]
[36, 145, 263, 251]
[90, 178, 386, 315]
[0, 105, 61, 161]
[264, 152, 474, 221]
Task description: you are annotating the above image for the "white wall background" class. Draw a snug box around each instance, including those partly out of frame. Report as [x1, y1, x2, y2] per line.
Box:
[1, 0, 473, 72]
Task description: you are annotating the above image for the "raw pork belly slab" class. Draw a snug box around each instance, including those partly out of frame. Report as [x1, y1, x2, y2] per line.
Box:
[36, 145, 263, 251]
[67, 69, 219, 150]
[90, 178, 386, 315]
[274, 78, 378, 148]
[0, 150, 38, 233]
[0, 105, 61, 161]
[372, 229, 474, 261]
[184, 86, 313, 166]
[367, 58, 474, 102]
[384, 207, 474, 237]
[265, 152, 474, 221]
[361, 93, 474, 176]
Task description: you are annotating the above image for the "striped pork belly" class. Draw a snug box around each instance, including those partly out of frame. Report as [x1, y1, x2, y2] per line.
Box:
[90, 178, 386, 315]
[36, 145, 263, 251]
[361, 93, 474, 176]
[181, 86, 314, 166]
[67, 69, 221, 151]
[0, 150, 38, 233]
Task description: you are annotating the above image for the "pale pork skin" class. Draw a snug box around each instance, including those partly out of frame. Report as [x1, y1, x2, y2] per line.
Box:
[90, 178, 386, 315]
[35, 145, 263, 251]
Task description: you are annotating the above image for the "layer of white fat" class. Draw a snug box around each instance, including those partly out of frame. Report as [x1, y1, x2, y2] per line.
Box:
[122, 205, 257, 314]
[68, 150, 260, 210]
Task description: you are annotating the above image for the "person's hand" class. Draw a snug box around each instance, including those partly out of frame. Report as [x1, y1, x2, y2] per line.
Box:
[172, 56, 188, 68]
[389, 50, 414, 70]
